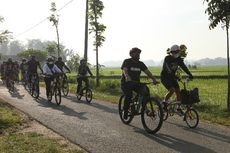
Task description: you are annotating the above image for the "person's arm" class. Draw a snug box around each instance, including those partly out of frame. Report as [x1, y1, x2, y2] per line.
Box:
[143, 69, 159, 84]
[178, 59, 193, 79]
[87, 66, 93, 76]
[53, 65, 62, 73]
[64, 64, 71, 73]
[122, 67, 131, 82]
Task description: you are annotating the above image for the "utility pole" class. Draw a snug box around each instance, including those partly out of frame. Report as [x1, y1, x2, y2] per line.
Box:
[84, 0, 88, 61]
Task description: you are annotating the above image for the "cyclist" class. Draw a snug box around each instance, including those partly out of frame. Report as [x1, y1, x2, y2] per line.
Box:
[27, 55, 43, 86]
[55, 57, 71, 81]
[14, 61, 20, 82]
[55, 57, 71, 73]
[43, 57, 62, 98]
[160, 44, 193, 110]
[4, 58, 15, 88]
[76, 59, 93, 96]
[121, 47, 159, 119]
[19, 58, 28, 84]
[0, 61, 6, 83]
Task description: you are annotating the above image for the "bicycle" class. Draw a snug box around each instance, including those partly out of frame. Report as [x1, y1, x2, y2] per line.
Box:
[46, 73, 62, 105]
[29, 73, 40, 99]
[118, 82, 164, 134]
[60, 72, 69, 96]
[76, 76, 93, 103]
[162, 78, 200, 128]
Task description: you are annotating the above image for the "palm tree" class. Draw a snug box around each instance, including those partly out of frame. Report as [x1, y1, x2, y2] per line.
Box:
[48, 2, 60, 57]
[88, 0, 106, 87]
[204, 0, 230, 110]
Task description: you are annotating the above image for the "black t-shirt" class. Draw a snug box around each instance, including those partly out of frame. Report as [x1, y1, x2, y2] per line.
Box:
[78, 64, 92, 76]
[121, 58, 147, 83]
[55, 61, 65, 71]
[27, 60, 40, 73]
[161, 55, 191, 78]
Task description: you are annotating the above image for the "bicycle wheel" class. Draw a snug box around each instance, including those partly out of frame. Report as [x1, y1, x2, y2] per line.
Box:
[118, 95, 134, 124]
[62, 79, 69, 96]
[32, 83, 39, 99]
[184, 108, 199, 128]
[85, 88, 93, 103]
[141, 98, 163, 134]
[47, 91, 52, 102]
[55, 87, 62, 105]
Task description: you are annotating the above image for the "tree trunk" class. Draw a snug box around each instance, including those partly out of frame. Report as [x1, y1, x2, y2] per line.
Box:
[93, 1, 100, 87]
[56, 24, 60, 57]
[84, 0, 88, 60]
[226, 21, 230, 111]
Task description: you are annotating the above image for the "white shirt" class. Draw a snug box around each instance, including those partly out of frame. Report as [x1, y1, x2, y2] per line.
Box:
[43, 64, 62, 77]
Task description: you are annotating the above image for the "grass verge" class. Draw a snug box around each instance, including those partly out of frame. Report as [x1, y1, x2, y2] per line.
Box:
[0, 101, 86, 153]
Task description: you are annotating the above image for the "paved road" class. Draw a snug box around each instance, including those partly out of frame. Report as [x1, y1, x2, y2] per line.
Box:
[0, 84, 229, 153]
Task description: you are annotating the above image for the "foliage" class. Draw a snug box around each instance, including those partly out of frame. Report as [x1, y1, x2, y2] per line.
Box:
[17, 48, 48, 62]
[0, 16, 12, 44]
[88, 0, 106, 48]
[204, 0, 230, 110]
[204, 0, 230, 29]
[66, 53, 80, 72]
[48, 2, 61, 57]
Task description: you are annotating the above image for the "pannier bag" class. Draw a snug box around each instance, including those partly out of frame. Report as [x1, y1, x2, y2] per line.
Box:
[181, 88, 200, 104]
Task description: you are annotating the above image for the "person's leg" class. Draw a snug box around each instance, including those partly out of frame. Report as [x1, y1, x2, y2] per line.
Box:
[164, 88, 175, 101]
[76, 77, 83, 94]
[44, 77, 51, 97]
[121, 82, 133, 119]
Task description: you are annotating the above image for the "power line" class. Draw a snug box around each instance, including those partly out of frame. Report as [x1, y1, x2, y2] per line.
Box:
[15, 0, 75, 39]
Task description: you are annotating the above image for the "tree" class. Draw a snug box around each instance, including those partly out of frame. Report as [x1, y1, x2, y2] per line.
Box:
[17, 48, 48, 62]
[88, 0, 106, 87]
[66, 53, 80, 72]
[48, 2, 61, 57]
[0, 16, 12, 44]
[8, 40, 24, 55]
[204, 0, 230, 110]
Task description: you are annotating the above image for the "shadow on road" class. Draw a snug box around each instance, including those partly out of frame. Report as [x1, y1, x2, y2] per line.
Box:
[64, 95, 118, 114]
[9, 87, 25, 99]
[130, 124, 217, 153]
[35, 96, 88, 120]
[166, 120, 230, 144]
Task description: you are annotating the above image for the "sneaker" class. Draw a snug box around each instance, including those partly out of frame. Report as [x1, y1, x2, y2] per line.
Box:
[123, 110, 128, 120]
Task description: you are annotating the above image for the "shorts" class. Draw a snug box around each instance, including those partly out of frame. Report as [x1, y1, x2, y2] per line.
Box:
[161, 75, 179, 90]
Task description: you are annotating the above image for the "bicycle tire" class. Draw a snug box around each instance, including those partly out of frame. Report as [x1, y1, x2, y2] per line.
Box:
[47, 91, 52, 102]
[85, 88, 93, 103]
[141, 98, 163, 134]
[55, 87, 61, 105]
[184, 108, 199, 128]
[62, 79, 69, 96]
[118, 95, 134, 124]
[32, 83, 39, 99]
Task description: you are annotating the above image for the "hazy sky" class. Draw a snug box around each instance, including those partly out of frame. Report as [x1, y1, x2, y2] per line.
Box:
[0, 0, 227, 64]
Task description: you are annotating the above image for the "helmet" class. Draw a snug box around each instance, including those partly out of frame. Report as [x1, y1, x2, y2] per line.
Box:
[8, 58, 12, 62]
[129, 47, 141, 56]
[47, 56, 54, 62]
[58, 57, 62, 60]
[170, 45, 180, 53]
[80, 59, 86, 64]
[180, 44, 188, 58]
